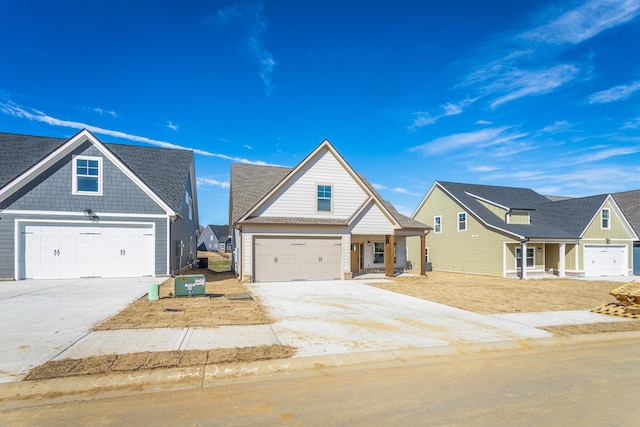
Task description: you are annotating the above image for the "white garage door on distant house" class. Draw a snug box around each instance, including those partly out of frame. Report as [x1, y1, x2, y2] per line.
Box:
[253, 237, 342, 282]
[20, 222, 155, 280]
[584, 245, 627, 277]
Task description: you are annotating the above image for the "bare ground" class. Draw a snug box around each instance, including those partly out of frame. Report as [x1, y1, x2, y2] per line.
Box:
[369, 271, 640, 335]
[26, 270, 640, 381]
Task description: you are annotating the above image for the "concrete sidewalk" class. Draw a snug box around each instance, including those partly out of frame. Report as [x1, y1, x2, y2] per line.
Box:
[49, 280, 632, 367]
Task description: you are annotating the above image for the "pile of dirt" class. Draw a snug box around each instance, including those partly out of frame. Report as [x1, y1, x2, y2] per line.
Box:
[25, 345, 296, 381]
[95, 271, 271, 330]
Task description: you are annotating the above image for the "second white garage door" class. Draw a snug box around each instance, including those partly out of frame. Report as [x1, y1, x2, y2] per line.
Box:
[253, 237, 342, 282]
[583, 245, 627, 277]
[21, 222, 155, 279]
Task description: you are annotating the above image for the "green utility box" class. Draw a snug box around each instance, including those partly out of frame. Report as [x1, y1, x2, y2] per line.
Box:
[174, 274, 206, 297]
[148, 284, 160, 301]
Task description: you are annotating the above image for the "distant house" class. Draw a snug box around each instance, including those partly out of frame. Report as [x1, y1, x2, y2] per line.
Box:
[229, 140, 430, 282]
[197, 224, 231, 252]
[407, 181, 638, 278]
[0, 129, 199, 280]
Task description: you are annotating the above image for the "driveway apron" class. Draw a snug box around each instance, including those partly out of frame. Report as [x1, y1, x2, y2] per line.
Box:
[248, 280, 553, 358]
[0, 277, 158, 382]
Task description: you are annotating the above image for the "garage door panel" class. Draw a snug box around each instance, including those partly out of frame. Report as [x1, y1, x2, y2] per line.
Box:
[584, 245, 627, 276]
[21, 223, 154, 279]
[254, 237, 341, 282]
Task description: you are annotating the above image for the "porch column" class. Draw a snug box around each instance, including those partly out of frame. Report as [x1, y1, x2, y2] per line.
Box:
[559, 243, 566, 278]
[385, 235, 394, 277]
[420, 234, 426, 276]
[520, 240, 528, 280]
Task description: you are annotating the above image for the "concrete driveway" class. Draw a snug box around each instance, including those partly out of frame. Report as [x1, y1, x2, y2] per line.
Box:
[0, 277, 159, 382]
[248, 280, 555, 358]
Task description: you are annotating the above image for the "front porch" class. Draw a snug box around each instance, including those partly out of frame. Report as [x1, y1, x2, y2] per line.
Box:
[349, 232, 427, 278]
[505, 240, 578, 279]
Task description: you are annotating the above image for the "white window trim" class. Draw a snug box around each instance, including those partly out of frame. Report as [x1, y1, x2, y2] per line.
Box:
[457, 212, 467, 232]
[72, 155, 103, 196]
[316, 183, 333, 213]
[515, 247, 535, 269]
[601, 208, 611, 230]
[434, 215, 442, 233]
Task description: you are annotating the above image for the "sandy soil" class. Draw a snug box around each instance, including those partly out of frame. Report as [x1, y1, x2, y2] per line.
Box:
[372, 271, 630, 313]
[25, 345, 296, 381]
[369, 271, 640, 334]
[95, 270, 271, 330]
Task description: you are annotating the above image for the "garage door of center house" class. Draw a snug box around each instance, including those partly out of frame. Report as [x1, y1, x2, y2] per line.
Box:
[584, 245, 627, 276]
[253, 237, 342, 282]
[20, 222, 155, 279]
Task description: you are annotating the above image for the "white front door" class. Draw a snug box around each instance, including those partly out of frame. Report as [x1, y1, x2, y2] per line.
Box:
[21, 222, 155, 279]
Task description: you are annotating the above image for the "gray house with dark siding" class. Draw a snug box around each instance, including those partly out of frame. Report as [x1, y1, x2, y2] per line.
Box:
[0, 129, 199, 280]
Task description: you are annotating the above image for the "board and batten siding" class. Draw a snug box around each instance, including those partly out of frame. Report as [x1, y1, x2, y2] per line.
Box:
[578, 200, 634, 272]
[409, 186, 519, 276]
[252, 149, 368, 219]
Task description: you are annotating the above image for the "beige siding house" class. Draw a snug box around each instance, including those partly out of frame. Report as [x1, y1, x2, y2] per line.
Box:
[407, 182, 637, 278]
[230, 140, 430, 282]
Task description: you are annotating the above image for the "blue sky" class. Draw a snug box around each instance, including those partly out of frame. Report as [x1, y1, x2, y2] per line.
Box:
[2, 0, 640, 226]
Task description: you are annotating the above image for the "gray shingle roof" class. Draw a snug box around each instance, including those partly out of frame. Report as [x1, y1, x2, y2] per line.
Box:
[613, 190, 640, 236]
[230, 163, 429, 230]
[0, 131, 193, 213]
[436, 181, 606, 239]
[206, 224, 231, 239]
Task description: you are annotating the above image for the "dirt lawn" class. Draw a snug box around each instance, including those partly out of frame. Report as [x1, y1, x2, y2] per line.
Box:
[369, 271, 640, 335]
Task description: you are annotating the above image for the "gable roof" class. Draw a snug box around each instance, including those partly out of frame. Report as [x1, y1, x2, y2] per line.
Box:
[0, 130, 194, 213]
[428, 181, 629, 240]
[205, 224, 231, 240]
[613, 190, 640, 236]
[230, 140, 429, 231]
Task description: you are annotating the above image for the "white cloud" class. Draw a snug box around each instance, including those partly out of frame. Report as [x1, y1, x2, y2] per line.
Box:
[371, 183, 387, 190]
[542, 120, 573, 133]
[212, 2, 277, 95]
[488, 64, 579, 108]
[166, 121, 179, 131]
[622, 116, 640, 129]
[197, 177, 230, 188]
[470, 165, 499, 172]
[410, 127, 525, 156]
[588, 80, 640, 104]
[566, 145, 640, 164]
[521, 0, 640, 45]
[409, 98, 477, 129]
[475, 120, 493, 125]
[93, 107, 117, 118]
[0, 101, 283, 166]
[392, 187, 421, 197]
[242, 144, 253, 150]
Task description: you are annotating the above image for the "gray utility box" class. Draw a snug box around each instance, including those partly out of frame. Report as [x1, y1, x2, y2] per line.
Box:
[174, 274, 206, 297]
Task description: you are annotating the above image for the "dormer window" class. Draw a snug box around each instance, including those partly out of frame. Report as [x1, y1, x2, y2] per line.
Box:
[317, 184, 332, 212]
[73, 156, 102, 195]
[601, 208, 610, 229]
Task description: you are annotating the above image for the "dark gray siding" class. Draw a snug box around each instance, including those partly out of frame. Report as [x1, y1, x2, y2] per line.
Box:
[1, 142, 164, 214]
[0, 212, 167, 279]
[169, 170, 199, 274]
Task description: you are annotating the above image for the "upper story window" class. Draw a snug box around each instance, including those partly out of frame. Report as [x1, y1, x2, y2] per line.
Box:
[458, 212, 467, 231]
[73, 156, 102, 195]
[601, 208, 610, 229]
[317, 184, 332, 212]
[434, 216, 442, 233]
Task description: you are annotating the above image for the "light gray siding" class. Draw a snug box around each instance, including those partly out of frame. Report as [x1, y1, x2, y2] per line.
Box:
[169, 170, 199, 274]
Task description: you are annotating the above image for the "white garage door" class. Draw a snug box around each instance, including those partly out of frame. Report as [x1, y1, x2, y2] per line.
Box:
[584, 245, 627, 277]
[253, 237, 342, 282]
[20, 222, 155, 279]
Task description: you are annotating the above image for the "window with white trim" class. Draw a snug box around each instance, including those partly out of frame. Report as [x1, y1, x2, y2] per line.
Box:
[73, 156, 102, 195]
[516, 247, 534, 268]
[373, 242, 385, 264]
[458, 212, 467, 231]
[601, 208, 610, 229]
[434, 216, 442, 233]
[317, 184, 332, 212]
